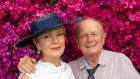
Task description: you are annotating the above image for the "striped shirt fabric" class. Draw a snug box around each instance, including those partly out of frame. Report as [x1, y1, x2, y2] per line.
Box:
[68, 50, 140, 79]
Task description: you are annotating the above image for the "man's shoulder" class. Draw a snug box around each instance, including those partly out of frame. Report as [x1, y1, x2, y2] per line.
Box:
[103, 50, 126, 58]
[68, 56, 84, 66]
[102, 50, 130, 63]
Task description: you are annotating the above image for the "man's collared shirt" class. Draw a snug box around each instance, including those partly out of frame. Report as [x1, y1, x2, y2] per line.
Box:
[84, 58, 99, 69]
[84, 58, 92, 69]
[69, 50, 140, 79]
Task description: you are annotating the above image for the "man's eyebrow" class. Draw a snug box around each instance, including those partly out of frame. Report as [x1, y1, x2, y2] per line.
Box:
[91, 31, 100, 33]
[79, 32, 87, 35]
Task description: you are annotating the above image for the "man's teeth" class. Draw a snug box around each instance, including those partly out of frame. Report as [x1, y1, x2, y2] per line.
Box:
[86, 45, 96, 48]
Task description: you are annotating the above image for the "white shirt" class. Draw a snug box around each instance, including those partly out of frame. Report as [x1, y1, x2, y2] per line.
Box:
[18, 60, 75, 79]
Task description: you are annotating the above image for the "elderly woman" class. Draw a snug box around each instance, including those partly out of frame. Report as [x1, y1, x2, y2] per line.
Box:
[16, 12, 81, 79]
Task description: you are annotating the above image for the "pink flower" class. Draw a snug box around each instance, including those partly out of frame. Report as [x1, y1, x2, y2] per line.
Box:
[129, 12, 140, 21]
[129, 55, 138, 64]
[136, 64, 140, 72]
[125, 35, 132, 40]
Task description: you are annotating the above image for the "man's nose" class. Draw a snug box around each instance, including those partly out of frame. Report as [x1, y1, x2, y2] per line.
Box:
[87, 35, 93, 42]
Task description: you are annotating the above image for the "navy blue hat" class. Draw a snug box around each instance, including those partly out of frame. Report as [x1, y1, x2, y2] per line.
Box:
[15, 12, 82, 47]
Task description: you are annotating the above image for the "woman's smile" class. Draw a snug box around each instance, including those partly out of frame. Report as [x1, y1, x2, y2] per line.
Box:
[51, 46, 61, 50]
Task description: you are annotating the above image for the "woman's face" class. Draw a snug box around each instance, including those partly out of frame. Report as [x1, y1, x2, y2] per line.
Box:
[33, 26, 65, 59]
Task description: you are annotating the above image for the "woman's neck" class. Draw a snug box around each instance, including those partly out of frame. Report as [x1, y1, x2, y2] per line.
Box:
[41, 56, 61, 67]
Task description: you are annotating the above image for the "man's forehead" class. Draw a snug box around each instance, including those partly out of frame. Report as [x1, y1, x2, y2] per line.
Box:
[79, 19, 99, 25]
[79, 20, 101, 29]
[79, 31, 99, 35]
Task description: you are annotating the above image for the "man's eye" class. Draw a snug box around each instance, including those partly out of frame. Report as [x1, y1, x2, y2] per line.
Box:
[92, 33, 97, 36]
[81, 35, 85, 37]
[80, 35, 86, 38]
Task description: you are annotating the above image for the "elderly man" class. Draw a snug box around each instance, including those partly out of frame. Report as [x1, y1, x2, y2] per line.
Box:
[18, 18, 140, 79]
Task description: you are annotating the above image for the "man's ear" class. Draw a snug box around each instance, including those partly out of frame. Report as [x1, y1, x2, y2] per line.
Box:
[75, 38, 80, 48]
[103, 33, 106, 44]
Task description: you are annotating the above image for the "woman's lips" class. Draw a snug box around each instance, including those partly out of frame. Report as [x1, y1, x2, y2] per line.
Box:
[51, 46, 61, 50]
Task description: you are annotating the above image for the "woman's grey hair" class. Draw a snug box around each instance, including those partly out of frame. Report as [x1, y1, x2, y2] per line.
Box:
[74, 17, 104, 39]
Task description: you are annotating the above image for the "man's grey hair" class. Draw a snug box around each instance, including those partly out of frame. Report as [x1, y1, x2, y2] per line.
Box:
[74, 17, 104, 39]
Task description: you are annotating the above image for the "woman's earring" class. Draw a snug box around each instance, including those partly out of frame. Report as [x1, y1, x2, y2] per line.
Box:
[37, 50, 41, 54]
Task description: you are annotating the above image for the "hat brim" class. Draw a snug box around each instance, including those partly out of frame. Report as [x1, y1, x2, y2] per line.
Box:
[15, 17, 82, 47]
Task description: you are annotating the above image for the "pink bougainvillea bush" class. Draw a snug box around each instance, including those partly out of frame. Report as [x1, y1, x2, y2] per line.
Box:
[0, 0, 139, 78]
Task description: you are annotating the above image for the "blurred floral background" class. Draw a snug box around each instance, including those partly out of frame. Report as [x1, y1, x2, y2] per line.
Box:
[0, 0, 140, 78]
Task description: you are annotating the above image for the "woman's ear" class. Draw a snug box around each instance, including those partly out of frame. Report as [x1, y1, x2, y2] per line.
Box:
[32, 39, 40, 50]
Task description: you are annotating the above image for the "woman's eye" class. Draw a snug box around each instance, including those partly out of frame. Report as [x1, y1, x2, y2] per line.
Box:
[44, 35, 49, 38]
[57, 33, 63, 36]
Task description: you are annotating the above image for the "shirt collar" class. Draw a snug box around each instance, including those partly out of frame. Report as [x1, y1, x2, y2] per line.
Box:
[84, 59, 100, 69]
[82, 50, 106, 70]
[84, 59, 92, 69]
[79, 56, 86, 70]
[38, 60, 66, 72]
[98, 49, 106, 66]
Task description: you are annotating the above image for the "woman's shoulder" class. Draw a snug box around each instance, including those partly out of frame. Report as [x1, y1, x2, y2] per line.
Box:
[62, 61, 70, 67]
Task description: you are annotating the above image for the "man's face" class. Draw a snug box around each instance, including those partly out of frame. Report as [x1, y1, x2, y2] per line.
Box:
[75, 19, 106, 56]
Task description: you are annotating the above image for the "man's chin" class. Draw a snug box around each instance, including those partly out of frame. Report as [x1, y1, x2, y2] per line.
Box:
[86, 48, 97, 53]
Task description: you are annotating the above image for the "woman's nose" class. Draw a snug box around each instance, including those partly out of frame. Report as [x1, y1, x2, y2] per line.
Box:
[52, 36, 59, 44]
